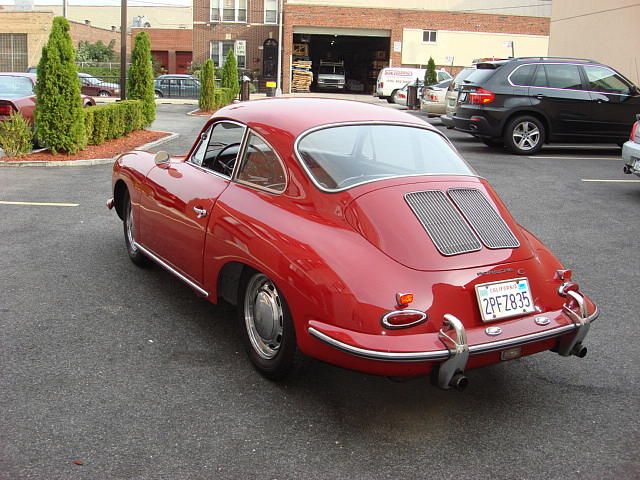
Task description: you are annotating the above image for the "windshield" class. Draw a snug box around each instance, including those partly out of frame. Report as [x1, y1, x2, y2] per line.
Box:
[297, 124, 473, 191]
[318, 65, 344, 75]
[81, 75, 101, 85]
[0, 76, 34, 97]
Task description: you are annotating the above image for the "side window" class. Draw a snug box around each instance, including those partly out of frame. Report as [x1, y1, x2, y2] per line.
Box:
[236, 133, 286, 192]
[530, 65, 548, 87]
[583, 65, 631, 94]
[509, 64, 536, 86]
[544, 64, 583, 90]
[189, 121, 246, 176]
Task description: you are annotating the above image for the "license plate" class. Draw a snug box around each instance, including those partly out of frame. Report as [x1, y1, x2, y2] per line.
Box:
[475, 277, 535, 322]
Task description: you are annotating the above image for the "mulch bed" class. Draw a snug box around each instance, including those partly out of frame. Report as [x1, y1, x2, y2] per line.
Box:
[0, 130, 171, 162]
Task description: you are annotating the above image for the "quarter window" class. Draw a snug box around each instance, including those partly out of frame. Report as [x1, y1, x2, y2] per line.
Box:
[422, 30, 437, 43]
[211, 0, 247, 23]
[583, 65, 631, 94]
[509, 64, 536, 86]
[236, 133, 286, 192]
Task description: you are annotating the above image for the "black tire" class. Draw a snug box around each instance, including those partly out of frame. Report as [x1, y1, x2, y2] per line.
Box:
[504, 115, 545, 155]
[123, 190, 150, 267]
[387, 91, 398, 104]
[238, 270, 301, 380]
[98, 90, 110, 97]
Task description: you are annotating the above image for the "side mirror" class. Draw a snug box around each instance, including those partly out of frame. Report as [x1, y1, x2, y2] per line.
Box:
[154, 151, 170, 169]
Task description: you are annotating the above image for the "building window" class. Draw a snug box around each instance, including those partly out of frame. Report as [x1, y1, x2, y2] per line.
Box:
[210, 40, 246, 69]
[0, 34, 27, 72]
[264, 0, 278, 24]
[211, 0, 247, 23]
[422, 30, 437, 43]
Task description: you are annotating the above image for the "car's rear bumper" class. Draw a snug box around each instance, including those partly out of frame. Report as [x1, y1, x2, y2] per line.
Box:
[451, 113, 502, 138]
[622, 140, 640, 177]
[308, 290, 597, 389]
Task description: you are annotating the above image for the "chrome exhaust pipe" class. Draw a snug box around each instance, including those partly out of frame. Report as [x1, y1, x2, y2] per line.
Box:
[623, 165, 631, 174]
[571, 343, 587, 358]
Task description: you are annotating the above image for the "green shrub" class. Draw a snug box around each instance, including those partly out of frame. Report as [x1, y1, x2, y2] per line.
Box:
[127, 32, 156, 126]
[84, 100, 144, 145]
[214, 88, 235, 109]
[199, 59, 216, 111]
[34, 17, 86, 154]
[0, 111, 33, 157]
[424, 57, 438, 85]
[221, 50, 239, 98]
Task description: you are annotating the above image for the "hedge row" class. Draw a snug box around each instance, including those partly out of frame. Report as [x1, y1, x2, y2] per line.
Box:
[84, 100, 144, 145]
[215, 88, 235, 109]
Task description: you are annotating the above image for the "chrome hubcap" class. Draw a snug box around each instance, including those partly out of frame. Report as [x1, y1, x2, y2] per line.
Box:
[126, 204, 138, 253]
[244, 274, 283, 359]
[512, 121, 540, 150]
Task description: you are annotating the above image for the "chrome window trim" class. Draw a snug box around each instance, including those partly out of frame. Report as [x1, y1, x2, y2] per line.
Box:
[294, 121, 480, 193]
[234, 128, 288, 195]
[187, 119, 248, 180]
[507, 62, 633, 96]
[134, 242, 209, 297]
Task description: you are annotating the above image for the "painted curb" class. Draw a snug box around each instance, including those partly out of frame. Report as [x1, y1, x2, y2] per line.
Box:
[0, 130, 179, 168]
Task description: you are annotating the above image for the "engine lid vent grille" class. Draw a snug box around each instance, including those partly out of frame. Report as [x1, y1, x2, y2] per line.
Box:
[405, 190, 482, 256]
[447, 188, 520, 249]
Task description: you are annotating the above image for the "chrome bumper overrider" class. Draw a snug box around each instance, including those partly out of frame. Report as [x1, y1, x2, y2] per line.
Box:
[308, 291, 598, 389]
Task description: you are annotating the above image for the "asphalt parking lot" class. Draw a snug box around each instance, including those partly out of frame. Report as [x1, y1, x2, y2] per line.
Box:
[1, 102, 638, 480]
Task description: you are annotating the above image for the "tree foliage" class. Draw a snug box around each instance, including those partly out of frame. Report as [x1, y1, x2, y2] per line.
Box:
[199, 58, 216, 112]
[76, 40, 116, 63]
[34, 16, 86, 154]
[126, 31, 156, 126]
[0, 111, 32, 157]
[425, 57, 438, 85]
[221, 49, 239, 98]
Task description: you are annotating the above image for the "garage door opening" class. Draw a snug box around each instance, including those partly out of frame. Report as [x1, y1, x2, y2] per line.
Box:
[293, 33, 389, 94]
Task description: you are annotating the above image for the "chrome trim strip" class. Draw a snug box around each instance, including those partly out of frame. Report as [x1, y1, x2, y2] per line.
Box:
[308, 327, 451, 362]
[134, 242, 209, 297]
[308, 311, 598, 362]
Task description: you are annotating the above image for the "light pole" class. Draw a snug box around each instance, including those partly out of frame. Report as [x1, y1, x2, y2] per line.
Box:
[120, 0, 127, 100]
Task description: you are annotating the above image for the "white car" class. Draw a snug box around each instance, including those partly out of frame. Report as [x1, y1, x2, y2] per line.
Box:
[420, 79, 453, 117]
[622, 115, 640, 177]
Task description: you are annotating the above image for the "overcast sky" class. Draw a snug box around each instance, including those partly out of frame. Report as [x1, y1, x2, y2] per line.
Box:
[1, 0, 191, 6]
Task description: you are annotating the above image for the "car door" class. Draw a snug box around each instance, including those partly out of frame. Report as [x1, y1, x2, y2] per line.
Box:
[582, 64, 640, 139]
[139, 120, 247, 284]
[529, 63, 592, 139]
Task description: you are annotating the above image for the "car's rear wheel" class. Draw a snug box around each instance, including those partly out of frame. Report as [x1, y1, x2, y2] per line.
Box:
[504, 115, 545, 155]
[387, 91, 398, 103]
[238, 270, 300, 380]
[123, 191, 149, 267]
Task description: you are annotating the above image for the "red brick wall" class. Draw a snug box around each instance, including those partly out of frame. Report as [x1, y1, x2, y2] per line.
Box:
[132, 27, 192, 73]
[282, 5, 549, 92]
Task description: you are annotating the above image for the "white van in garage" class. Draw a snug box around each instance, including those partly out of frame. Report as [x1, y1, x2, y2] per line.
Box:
[375, 67, 452, 102]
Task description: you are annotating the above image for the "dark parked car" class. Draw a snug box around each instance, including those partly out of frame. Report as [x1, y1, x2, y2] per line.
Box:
[154, 74, 200, 99]
[78, 73, 119, 97]
[451, 57, 640, 154]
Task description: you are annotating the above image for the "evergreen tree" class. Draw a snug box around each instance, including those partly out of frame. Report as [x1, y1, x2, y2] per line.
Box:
[425, 57, 438, 85]
[34, 16, 86, 154]
[221, 49, 239, 98]
[199, 58, 216, 111]
[127, 32, 156, 126]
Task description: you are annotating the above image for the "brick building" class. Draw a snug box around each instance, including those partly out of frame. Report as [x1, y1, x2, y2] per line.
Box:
[132, 27, 193, 74]
[192, 0, 551, 93]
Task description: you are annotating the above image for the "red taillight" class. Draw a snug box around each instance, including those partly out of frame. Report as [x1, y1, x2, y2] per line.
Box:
[0, 102, 15, 116]
[429, 93, 438, 101]
[630, 121, 639, 141]
[379, 82, 383, 88]
[381, 310, 427, 329]
[469, 88, 495, 104]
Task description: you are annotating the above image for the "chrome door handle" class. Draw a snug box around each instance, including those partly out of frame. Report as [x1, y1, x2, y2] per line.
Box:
[193, 206, 207, 218]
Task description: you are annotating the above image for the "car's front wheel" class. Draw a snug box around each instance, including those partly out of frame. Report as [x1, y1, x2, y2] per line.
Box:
[504, 115, 545, 154]
[123, 191, 149, 267]
[98, 90, 110, 97]
[238, 270, 301, 380]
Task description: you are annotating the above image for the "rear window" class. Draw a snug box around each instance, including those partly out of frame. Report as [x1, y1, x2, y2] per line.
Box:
[462, 68, 497, 85]
[0, 76, 33, 97]
[451, 68, 476, 90]
[297, 124, 473, 191]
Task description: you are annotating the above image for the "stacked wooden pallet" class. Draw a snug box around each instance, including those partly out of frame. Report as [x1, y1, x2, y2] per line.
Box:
[292, 60, 313, 92]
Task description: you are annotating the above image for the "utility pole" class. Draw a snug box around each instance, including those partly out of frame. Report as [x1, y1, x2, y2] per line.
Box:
[275, 0, 283, 95]
[62, 0, 67, 18]
[120, 0, 127, 100]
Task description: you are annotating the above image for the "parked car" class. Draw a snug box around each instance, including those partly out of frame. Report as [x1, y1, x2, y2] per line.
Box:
[451, 57, 640, 154]
[78, 72, 119, 97]
[154, 74, 201, 98]
[0, 72, 95, 125]
[107, 98, 598, 389]
[419, 79, 453, 117]
[440, 66, 477, 128]
[622, 115, 640, 177]
[376, 67, 452, 102]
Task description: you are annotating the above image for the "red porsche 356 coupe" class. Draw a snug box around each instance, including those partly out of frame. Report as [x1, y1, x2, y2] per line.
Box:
[108, 98, 597, 390]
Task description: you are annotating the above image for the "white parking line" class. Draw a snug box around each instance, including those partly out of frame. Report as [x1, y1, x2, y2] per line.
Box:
[581, 179, 640, 183]
[0, 201, 79, 207]
[528, 156, 619, 161]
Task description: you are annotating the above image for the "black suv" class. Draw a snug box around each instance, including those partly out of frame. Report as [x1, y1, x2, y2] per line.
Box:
[451, 57, 640, 154]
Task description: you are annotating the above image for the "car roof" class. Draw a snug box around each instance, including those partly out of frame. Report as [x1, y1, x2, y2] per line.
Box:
[214, 97, 432, 139]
